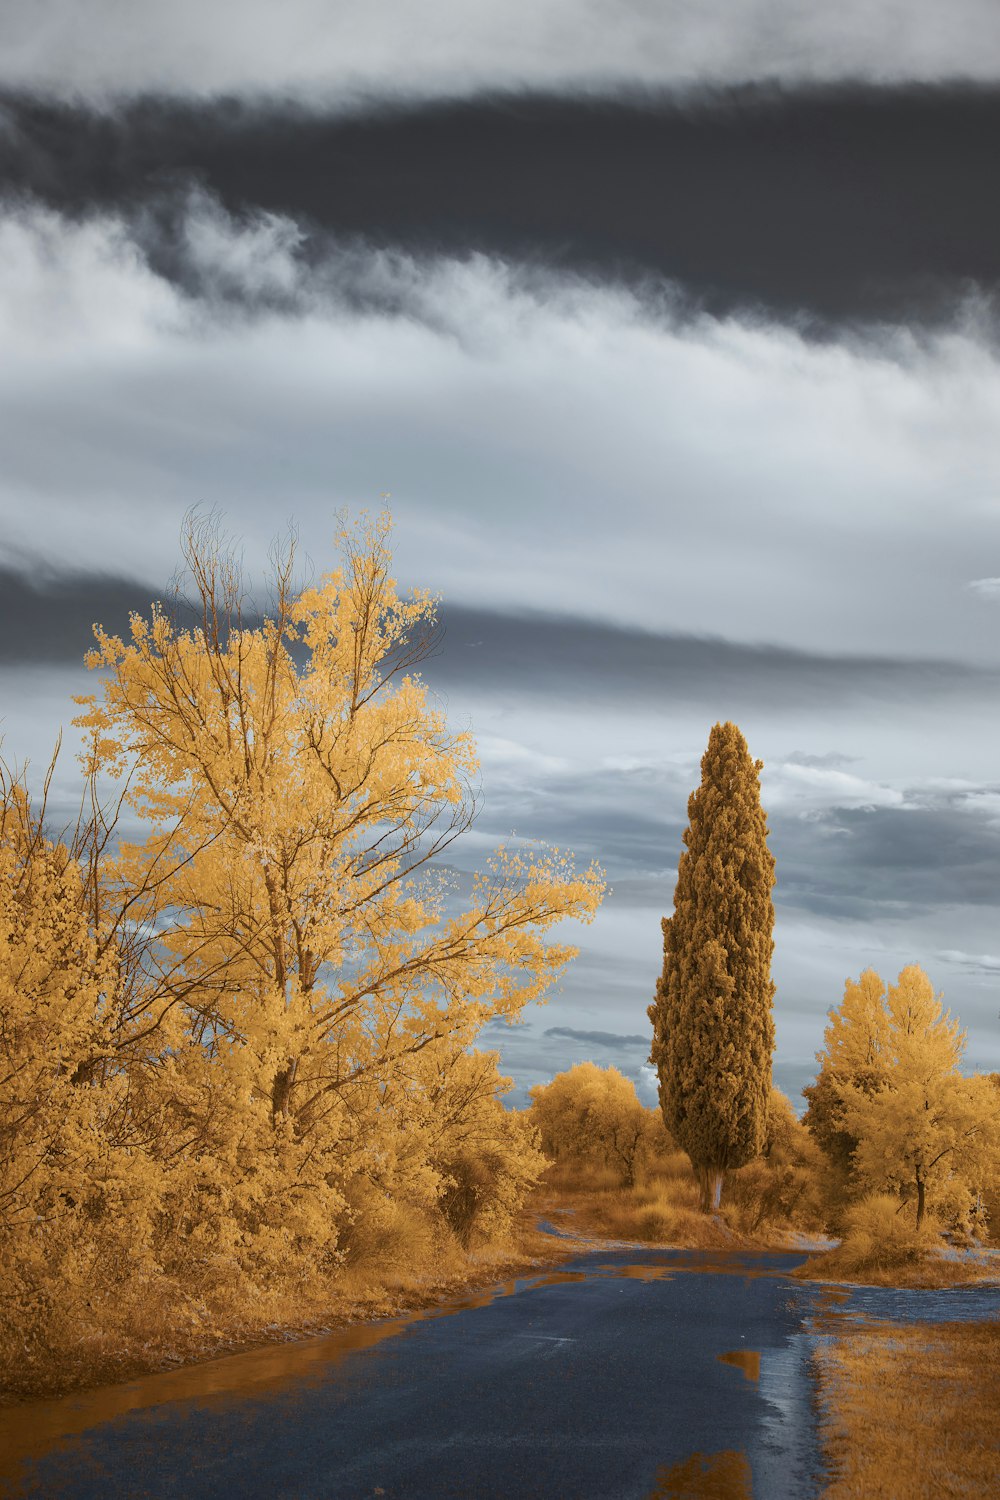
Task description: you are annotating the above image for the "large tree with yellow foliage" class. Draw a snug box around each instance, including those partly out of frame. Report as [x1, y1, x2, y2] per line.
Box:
[75, 513, 604, 1142]
[0, 513, 603, 1390]
[648, 721, 775, 1212]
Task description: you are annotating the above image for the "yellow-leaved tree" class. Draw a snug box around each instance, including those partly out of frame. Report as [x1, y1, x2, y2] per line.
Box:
[802, 967, 892, 1207]
[529, 1062, 668, 1187]
[77, 514, 603, 1237]
[822, 966, 1000, 1228]
[1, 512, 604, 1394]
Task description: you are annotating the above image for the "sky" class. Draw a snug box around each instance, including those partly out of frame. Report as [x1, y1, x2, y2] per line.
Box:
[2, 2, 999, 1108]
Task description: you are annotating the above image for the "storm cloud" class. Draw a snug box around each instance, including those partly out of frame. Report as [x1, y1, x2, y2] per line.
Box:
[4, 87, 1000, 326]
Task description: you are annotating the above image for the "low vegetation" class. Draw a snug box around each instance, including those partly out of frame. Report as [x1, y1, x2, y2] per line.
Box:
[815, 1318, 1000, 1498]
[0, 515, 602, 1401]
[527, 1065, 828, 1249]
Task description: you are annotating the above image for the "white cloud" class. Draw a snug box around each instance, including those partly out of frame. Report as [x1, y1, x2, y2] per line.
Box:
[3, 1, 1000, 102]
[475, 735, 570, 776]
[0, 207, 182, 360]
[762, 762, 908, 815]
[951, 790, 1000, 827]
[3, 196, 1000, 670]
[968, 577, 1000, 599]
[935, 948, 1000, 975]
[177, 192, 306, 303]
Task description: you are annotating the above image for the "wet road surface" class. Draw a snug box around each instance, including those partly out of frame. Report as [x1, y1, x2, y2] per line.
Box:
[3, 1247, 998, 1499]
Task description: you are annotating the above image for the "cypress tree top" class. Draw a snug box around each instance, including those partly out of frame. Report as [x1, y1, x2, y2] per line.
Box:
[648, 720, 776, 1211]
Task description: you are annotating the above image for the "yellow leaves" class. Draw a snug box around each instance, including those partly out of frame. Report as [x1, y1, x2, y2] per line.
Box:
[818, 965, 1000, 1225]
[2, 510, 605, 1381]
[821, 967, 891, 1079]
[530, 1063, 662, 1187]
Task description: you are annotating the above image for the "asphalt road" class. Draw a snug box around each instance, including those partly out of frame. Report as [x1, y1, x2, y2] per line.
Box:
[4, 1247, 998, 1499]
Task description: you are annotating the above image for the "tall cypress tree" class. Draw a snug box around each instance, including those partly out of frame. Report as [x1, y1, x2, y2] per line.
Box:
[648, 721, 776, 1212]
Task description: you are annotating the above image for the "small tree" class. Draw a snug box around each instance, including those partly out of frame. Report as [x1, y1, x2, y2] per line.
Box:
[529, 1062, 665, 1187]
[833, 966, 1000, 1228]
[803, 967, 892, 1188]
[648, 721, 776, 1212]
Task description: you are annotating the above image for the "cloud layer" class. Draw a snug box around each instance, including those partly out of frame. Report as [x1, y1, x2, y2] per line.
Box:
[3, 1, 1000, 102]
[2, 194, 1000, 670]
[5, 88, 1000, 326]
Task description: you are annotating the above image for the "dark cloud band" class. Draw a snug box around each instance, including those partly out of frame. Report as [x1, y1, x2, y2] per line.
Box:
[0, 567, 156, 664]
[3, 566, 996, 716]
[3, 85, 1000, 325]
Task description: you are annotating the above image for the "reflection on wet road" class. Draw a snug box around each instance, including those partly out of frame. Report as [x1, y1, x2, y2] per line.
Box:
[717, 1349, 761, 1383]
[3, 1248, 997, 1499]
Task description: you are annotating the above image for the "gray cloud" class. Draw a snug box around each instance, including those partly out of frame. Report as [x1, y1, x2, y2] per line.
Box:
[770, 797, 1000, 921]
[425, 607, 1000, 714]
[543, 1026, 650, 1049]
[0, 565, 157, 663]
[785, 750, 859, 769]
[6, 563, 996, 716]
[3, 2, 1000, 102]
[2, 196, 998, 669]
[6, 89, 1000, 327]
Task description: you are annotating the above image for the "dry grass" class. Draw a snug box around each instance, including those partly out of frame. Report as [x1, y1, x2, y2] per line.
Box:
[815, 1318, 1000, 1499]
[534, 1156, 754, 1250]
[795, 1193, 1000, 1289]
[799, 1251, 998, 1290]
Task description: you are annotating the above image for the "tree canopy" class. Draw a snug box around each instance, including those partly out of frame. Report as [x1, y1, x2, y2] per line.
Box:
[529, 1062, 667, 1187]
[0, 512, 604, 1388]
[648, 721, 776, 1212]
[820, 966, 1000, 1227]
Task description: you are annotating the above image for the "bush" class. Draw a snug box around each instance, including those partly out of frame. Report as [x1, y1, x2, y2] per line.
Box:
[722, 1088, 827, 1234]
[336, 1183, 439, 1274]
[824, 1192, 941, 1274]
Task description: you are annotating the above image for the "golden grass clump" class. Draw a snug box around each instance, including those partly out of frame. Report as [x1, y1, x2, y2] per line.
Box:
[804, 1193, 940, 1281]
[537, 1152, 743, 1249]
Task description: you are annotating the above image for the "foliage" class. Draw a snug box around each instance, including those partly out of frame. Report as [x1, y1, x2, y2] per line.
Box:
[824, 1192, 942, 1275]
[528, 1062, 669, 1187]
[810, 965, 1000, 1229]
[802, 967, 889, 1178]
[0, 513, 603, 1395]
[648, 721, 776, 1212]
[723, 1089, 826, 1233]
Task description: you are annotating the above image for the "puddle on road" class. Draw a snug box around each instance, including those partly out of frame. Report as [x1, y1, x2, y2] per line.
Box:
[603, 1263, 675, 1283]
[646, 1448, 753, 1498]
[804, 1284, 855, 1335]
[718, 1349, 761, 1382]
[528, 1269, 589, 1287]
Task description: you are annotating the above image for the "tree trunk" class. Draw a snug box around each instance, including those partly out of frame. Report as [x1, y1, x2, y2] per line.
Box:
[271, 1057, 298, 1124]
[697, 1164, 725, 1213]
[915, 1175, 926, 1229]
